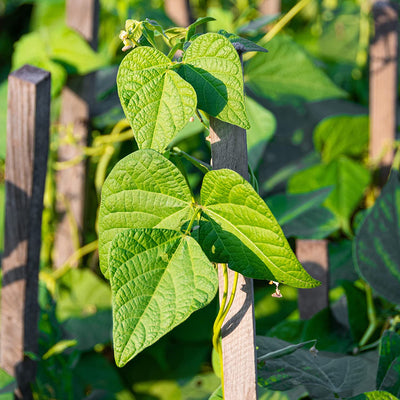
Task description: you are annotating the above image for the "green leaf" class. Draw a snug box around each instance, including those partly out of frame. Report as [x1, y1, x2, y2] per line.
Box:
[377, 331, 400, 396]
[257, 339, 316, 362]
[245, 34, 347, 104]
[98, 149, 194, 278]
[117, 46, 197, 151]
[288, 157, 371, 231]
[342, 281, 369, 343]
[246, 96, 276, 169]
[354, 169, 400, 304]
[199, 169, 320, 288]
[282, 206, 339, 239]
[313, 114, 369, 163]
[257, 336, 369, 398]
[266, 187, 332, 226]
[109, 228, 218, 366]
[209, 386, 223, 400]
[0, 368, 16, 397]
[56, 269, 111, 321]
[329, 240, 358, 287]
[179, 33, 250, 129]
[349, 391, 399, 400]
[217, 30, 269, 54]
[42, 340, 77, 360]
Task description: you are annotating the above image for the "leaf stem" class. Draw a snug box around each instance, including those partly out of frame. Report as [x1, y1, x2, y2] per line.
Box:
[184, 205, 201, 235]
[212, 265, 239, 398]
[261, 0, 313, 44]
[359, 283, 378, 347]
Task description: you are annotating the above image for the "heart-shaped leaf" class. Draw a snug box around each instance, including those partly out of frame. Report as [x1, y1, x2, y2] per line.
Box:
[109, 228, 218, 366]
[178, 33, 250, 129]
[98, 149, 194, 278]
[117, 46, 197, 151]
[199, 169, 320, 288]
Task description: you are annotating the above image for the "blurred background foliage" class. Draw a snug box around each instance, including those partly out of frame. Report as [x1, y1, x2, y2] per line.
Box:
[0, 0, 400, 399]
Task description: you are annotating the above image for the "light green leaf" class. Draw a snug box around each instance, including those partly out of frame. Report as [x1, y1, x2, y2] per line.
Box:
[354, 169, 400, 305]
[314, 114, 369, 163]
[199, 169, 320, 288]
[117, 46, 197, 151]
[288, 157, 371, 231]
[0, 368, 16, 397]
[42, 340, 77, 360]
[99, 149, 194, 278]
[245, 34, 347, 104]
[179, 33, 250, 129]
[109, 228, 218, 366]
[377, 331, 400, 396]
[349, 391, 399, 400]
[246, 96, 276, 169]
[209, 386, 223, 400]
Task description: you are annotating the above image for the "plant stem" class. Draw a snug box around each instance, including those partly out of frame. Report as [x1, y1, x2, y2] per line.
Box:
[359, 283, 378, 347]
[212, 264, 239, 398]
[184, 205, 201, 235]
[261, 0, 313, 44]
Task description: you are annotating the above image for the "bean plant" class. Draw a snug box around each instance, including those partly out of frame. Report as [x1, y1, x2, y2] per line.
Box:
[98, 18, 319, 377]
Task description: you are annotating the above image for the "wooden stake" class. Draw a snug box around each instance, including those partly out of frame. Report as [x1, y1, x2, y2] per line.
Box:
[260, 0, 281, 15]
[1, 65, 50, 399]
[54, 0, 99, 267]
[369, 0, 398, 167]
[296, 239, 329, 320]
[208, 69, 257, 398]
[164, 0, 193, 26]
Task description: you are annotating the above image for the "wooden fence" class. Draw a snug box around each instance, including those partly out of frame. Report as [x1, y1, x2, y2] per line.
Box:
[1, 0, 398, 398]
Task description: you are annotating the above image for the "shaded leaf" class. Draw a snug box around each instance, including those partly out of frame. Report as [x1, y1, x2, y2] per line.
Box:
[98, 149, 193, 278]
[117, 46, 197, 151]
[377, 331, 400, 396]
[354, 169, 400, 304]
[245, 35, 347, 104]
[246, 96, 276, 169]
[109, 228, 218, 366]
[257, 336, 368, 398]
[289, 157, 371, 232]
[199, 169, 320, 288]
[266, 187, 332, 226]
[179, 33, 250, 129]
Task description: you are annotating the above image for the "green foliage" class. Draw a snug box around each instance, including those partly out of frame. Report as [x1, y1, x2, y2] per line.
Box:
[109, 228, 218, 366]
[354, 168, 400, 305]
[12, 25, 106, 96]
[177, 33, 249, 128]
[245, 34, 347, 104]
[313, 114, 369, 163]
[257, 336, 373, 398]
[0, 368, 16, 399]
[117, 46, 197, 151]
[376, 331, 400, 395]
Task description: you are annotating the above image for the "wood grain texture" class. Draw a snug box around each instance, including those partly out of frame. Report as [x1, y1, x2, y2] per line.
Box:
[1, 65, 50, 399]
[296, 239, 329, 320]
[209, 114, 258, 398]
[164, 0, 193, 27]
[260, 0, 281, 15]
[54, 0, 99, 267]
[369, 0, 398, 166]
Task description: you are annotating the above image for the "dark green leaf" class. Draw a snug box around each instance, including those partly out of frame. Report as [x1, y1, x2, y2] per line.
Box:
[354, 169, 400, 304]
[377, 331, 400, 396]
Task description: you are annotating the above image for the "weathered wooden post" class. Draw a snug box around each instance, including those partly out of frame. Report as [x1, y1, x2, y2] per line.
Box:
[208, 58, 257, 399]
[164, 0, 193, 27]
[296, 240, 329, 319]
[1, 65, 50, 399]
[260, 0, 281, 15]
[54, 0, 99, 267]
[369, 0, 398, 169]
